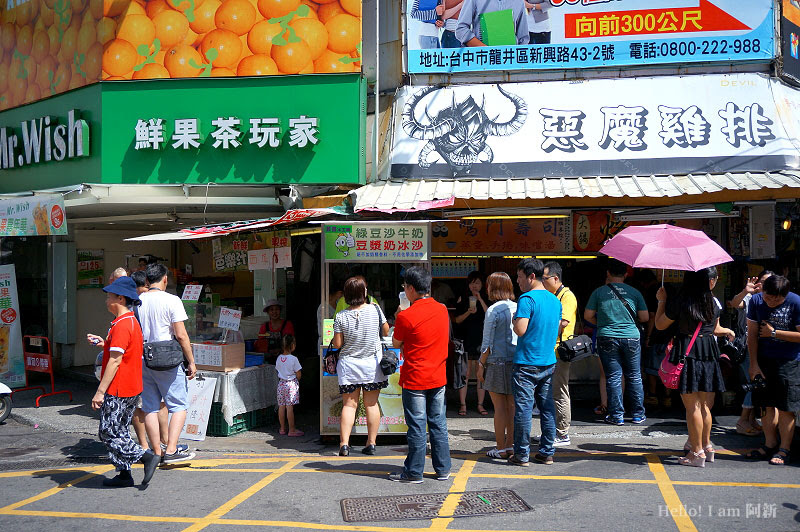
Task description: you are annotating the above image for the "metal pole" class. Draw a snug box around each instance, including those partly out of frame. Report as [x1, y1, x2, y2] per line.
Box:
[372, 0, 380, 182]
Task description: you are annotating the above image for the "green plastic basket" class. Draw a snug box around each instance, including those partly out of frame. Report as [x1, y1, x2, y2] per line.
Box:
[207, 403, 270, 436]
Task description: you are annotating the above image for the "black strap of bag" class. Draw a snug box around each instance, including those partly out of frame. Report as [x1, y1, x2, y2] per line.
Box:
[607, 283, 644, 334]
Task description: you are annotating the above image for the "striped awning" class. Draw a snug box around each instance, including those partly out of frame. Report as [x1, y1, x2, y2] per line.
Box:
[352, 171, 800, 212]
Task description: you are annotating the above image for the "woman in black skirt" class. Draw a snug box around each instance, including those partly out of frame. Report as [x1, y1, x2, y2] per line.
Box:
[655, 267, 735, 468]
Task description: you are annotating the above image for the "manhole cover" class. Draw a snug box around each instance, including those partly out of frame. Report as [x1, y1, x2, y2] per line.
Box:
[340, 489, 530, 522]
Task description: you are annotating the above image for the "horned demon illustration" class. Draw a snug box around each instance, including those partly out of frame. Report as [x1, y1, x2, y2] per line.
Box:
[401, 86, 528, 175]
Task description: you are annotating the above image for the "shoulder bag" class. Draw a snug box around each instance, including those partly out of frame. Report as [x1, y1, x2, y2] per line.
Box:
[143, 338, 184, 371]
[323, 339, 340, 375]
[554, 286, 594, 362]
[659, 321, 701, 390]
[607, 283, 645, 336]
[374, 304, 398, 375]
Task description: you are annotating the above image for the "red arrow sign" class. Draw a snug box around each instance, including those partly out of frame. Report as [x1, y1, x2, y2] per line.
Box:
[565, 0, 751, 39]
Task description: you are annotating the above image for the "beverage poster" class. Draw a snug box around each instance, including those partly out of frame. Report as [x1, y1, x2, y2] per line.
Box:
[0, 265, 24, 388]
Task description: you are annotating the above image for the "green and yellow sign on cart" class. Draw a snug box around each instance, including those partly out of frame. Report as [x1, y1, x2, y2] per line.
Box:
[324, 224, 429, 262]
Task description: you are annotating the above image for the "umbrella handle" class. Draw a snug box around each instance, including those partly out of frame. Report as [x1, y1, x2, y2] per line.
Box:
[662, 269, 665, 287]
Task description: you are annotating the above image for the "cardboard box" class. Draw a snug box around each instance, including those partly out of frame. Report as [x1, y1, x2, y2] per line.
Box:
[193, 342, 245, 372]
[480, 9, 516, 46]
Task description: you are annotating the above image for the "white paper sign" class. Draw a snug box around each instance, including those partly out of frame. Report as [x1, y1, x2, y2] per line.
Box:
[193, 344, 223, 366]
[750, 204, 776, 260]
[181, 284, 203, 301]
[247, 247, 292, 270]
[180, 376, 217, 441]
[218, 307, 242, 331]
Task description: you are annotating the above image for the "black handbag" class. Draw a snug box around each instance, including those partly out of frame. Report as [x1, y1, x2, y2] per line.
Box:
[323, 340, 340, 375]
[374, 304, 398, 375]
[557, 334, 594, 362]
[143, 339, 184, 371]
[447, 327, 467, 390]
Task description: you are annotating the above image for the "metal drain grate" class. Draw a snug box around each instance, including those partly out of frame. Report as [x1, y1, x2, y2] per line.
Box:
[340, 489, 530, 522]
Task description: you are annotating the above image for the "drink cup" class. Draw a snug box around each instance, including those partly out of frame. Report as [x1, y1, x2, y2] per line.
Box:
[469, 296, 477, 310]
[399, 292, 410, 310]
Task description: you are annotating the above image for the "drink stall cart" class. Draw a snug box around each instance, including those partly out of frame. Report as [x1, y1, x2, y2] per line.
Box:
[319, 222, 432, 437]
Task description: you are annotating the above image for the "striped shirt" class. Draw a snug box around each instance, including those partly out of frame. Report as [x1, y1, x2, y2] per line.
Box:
[334, 305, 387, 359]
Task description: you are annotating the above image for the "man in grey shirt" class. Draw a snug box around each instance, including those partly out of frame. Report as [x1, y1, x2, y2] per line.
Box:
[456, 0, 529, 46]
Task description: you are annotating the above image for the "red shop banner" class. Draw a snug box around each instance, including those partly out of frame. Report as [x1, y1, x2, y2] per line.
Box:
[432, 219, 570, 254]
[573, 212, 702, 252]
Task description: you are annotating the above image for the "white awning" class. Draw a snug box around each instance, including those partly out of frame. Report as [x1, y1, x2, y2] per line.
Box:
[351, 171, 800, 212]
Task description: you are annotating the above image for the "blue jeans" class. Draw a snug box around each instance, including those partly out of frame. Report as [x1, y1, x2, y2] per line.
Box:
[512, 364, 556, 460]
[440, 30, 461, 48]
[402, 386, 451, 479]
[597, 337, 645, 422]
[418, 35, 441, 49]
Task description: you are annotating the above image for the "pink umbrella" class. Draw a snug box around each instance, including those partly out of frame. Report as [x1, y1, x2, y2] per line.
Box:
[599, 224, 733, 272]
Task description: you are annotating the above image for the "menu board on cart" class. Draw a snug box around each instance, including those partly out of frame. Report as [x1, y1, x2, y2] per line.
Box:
[181, 377, 217, 441]
[0, 265, 24, 388]
[218, 307, 242, 331]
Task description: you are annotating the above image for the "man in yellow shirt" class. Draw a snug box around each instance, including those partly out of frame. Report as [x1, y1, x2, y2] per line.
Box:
[543, 262, 578, 447]
[334, 275, 379, 315]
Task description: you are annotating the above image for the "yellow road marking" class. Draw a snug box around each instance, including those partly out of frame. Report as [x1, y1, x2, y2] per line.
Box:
[217, 519, 562, 532]
[646, 454, 697, 532]
[181, 459, 301, 532]
[474, 473, 658, 484]
[430, 459, 477, 529]
[3, 509, 201, 523]
[0, 467, 106, 479]
[0, 465, 114, 514]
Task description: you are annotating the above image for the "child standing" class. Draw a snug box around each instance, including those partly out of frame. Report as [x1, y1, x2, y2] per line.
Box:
[276, 335, 303, 436]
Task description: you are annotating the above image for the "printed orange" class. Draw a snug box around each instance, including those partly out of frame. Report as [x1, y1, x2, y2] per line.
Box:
[317, 1, 344, 23]
[153, 10, 189, 47]
[77, 21, 97, 54]
[85, 42, 104, 79]
[31, 29, 51, 62]
[1, 23, 14, 51]
[325, 13, 359, 53]
[201, 28, 241, 68]
[146, 0, 172, 19]
[122, 1, 147, 16]
[0, 60, 8, 93]
[90, 0, 105, 19]
[97, 17, 117, 44]
[16, 25, 33, 56]
[60, 25, 79, 62]
[47, 26, 60, 57]
[40, 4, 55, 27]
[313, 48, 354, 72]
[164, 43, 203, 77]
[54, 63, 71, 91]
[215, 0, 256, 36]
[289, 18, 327, 60]
[25, 83, 41, 104]
[133, 62, 170, 78]
[168, 0, 207, 15]
[104, 0, 130, 17]
[257, 0, 300, 19]
[339, 0, 360, 17]
[210, 66, 236, 76]
[36, 56, 56, 91]
[237, 53, 278, 76]
[116, 14, 156, 49]
[102, 38, 138, 76]
[247, 19, 281, 55]
[189, 0, 220, 34]
[271, 39, 311, 74]
[71, 0, 88, 14]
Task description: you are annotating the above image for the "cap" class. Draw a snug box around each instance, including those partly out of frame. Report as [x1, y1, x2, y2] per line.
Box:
[263, 299, 282, 311]
[103, 276, 140, 302]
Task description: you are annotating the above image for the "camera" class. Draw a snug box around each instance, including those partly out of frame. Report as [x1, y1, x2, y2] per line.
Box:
[718, 337, 744, 364]
[742, 374, 767, 392]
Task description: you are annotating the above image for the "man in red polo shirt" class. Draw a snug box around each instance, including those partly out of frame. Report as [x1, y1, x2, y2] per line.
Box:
[390, 266, 451, 483]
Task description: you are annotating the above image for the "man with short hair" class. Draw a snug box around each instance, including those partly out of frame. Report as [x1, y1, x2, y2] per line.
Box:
[584, 259, 649, 426]
[139, 264, 196, 464]
[390, 266, 451, 483]
[542, 261, 577, 447]
[509, 259, 561, 466]
[746, 275, 800, 466]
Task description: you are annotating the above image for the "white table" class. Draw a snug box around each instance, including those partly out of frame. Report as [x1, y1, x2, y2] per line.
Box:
[197, 365, 277, 426]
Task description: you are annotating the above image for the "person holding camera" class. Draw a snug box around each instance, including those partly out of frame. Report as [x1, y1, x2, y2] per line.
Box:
[655, 267, 735, 468]
[745, 275, 800, 466]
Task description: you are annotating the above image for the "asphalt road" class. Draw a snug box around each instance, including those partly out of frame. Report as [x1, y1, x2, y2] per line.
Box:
[1, 417, 799, 532]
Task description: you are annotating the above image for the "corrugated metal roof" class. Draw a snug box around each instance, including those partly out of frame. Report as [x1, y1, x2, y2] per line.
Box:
[352, 171, 800, 212]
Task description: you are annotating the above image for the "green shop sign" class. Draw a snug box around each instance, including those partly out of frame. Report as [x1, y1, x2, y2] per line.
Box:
[101, 74, 365, 186]
[0, 74, 364, 193]
[324, 224, 429, 262]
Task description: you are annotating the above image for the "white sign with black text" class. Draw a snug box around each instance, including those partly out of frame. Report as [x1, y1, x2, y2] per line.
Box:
[218, 307, 242, 331]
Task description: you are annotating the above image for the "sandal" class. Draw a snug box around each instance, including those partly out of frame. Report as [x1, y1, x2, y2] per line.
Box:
[593, 404, 607, 416]
[735, 421, 761, 436]
[458, 404, 467, 416]
[769, 448, 790, 466]
[486, 448, 503, 459]
[746, 445, 778, 460]
[279, 428, 287, 435]
[477, 405, 488, 416]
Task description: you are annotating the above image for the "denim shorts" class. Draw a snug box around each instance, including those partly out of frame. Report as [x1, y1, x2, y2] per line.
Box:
[140, 364, 189, 413]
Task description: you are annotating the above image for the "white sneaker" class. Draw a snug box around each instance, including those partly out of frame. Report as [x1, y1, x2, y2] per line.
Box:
[553, 436, 571, 447]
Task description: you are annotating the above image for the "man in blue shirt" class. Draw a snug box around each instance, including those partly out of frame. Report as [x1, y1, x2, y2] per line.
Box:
[509, 258, 561, 466]
[584, 259, 649, 426]
[746, 275, 800, 466]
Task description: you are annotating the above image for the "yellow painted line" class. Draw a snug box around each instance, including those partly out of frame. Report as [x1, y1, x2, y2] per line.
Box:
[217, 519, 561, 532]
[0, 465, 114, 514]
[182, 459, 301, 532]
[2, 509, 200, 524]
[0, 467, 107, 479]
[429, 459, 477, 529]
[646, 454, 697, 532]
[473, 473, 658, 485]
[672, 480, 800, 489]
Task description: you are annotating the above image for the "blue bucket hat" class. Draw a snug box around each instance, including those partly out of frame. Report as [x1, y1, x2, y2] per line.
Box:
[103, 276, 140, 303]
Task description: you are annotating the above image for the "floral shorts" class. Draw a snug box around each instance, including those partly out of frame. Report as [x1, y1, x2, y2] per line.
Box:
[338, 380, 389, 395]
[277, 379, 300, 406]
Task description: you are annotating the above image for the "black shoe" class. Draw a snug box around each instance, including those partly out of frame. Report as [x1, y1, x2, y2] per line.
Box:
[102, 471, 134, 488]
[338, 445, 350, 456]
[140, 450, 159, 485]
[361, 444, 376, 455]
